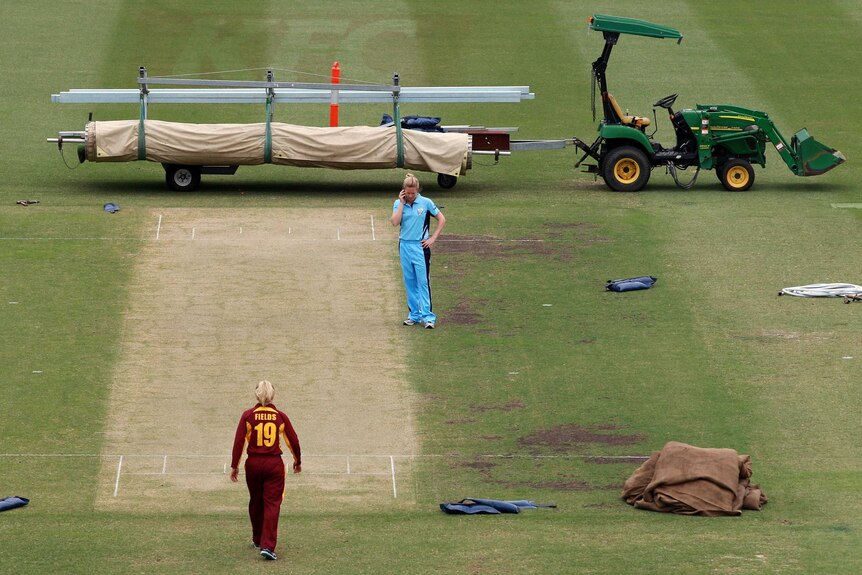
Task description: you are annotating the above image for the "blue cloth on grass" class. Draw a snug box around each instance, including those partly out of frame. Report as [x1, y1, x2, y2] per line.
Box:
[440, 498, 556, 514]
[606, 276, 657, 292]
[0, 496, 30, 512]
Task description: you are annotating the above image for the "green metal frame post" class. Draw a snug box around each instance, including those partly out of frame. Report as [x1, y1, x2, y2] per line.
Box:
[138, 66, 148, 160]
[393, 73, 403, 168]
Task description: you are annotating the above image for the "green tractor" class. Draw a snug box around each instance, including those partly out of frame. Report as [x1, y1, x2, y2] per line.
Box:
[573, 14, 846, 192]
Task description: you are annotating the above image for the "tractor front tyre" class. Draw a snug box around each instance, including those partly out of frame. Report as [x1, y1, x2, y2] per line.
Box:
[165, 165, 201, 192]
[603, 146, 650, 192]
[719, 158, 754, 192]
[437, 173, 458, 189]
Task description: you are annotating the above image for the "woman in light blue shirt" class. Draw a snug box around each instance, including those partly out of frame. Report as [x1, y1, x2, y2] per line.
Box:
[390, 173, 446, 328]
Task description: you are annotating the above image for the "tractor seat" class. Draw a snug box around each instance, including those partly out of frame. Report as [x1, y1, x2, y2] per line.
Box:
[606, 93, 651, 128]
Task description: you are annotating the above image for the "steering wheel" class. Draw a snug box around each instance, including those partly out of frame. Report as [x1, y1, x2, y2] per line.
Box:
[653, 93, 679, 109]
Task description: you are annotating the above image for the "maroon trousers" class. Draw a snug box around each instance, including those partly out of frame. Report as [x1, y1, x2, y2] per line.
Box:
[244, 455, 285, 551]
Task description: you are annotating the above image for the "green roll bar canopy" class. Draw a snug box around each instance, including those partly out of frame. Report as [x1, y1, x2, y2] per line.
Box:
[589, 14, 683, 42]
[588, 14, 683, 124]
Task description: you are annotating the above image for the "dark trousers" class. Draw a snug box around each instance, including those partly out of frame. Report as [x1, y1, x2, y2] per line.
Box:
[244, 456, 285, 551]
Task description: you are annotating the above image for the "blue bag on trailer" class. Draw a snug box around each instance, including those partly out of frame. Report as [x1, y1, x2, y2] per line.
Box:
[606, 276, 657, 292]
[379, 114, 444, 132]
[0, 496, 30, 512]
[402, 115, 444, 132]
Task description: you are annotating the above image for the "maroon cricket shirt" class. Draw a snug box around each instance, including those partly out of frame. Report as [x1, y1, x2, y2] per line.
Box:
[231, 403, 301, 468]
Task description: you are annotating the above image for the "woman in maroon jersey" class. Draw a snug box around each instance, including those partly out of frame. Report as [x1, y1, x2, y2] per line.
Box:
[230, 380, 301, 561]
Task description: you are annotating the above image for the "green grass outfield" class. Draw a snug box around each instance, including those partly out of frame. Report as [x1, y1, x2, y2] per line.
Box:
[1, 1, 860, 573]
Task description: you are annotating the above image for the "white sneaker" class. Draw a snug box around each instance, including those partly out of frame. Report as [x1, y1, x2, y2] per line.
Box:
[403, 319, 417, 326]
[260, 548, 277, 560]
[424, 322, 435, 329]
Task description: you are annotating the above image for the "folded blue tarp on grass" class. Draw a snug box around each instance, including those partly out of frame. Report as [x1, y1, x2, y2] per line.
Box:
[606, 276, 657, 292]
[440, 498, 556, 514]
[0, 496, 30, 512]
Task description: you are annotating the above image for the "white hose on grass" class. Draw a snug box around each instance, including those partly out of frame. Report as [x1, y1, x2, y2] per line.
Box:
[779, 283, 862, 298]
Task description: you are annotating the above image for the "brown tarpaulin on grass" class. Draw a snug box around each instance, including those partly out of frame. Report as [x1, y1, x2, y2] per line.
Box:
[85, 120, 469, 176]
[621, 441, 767, 516]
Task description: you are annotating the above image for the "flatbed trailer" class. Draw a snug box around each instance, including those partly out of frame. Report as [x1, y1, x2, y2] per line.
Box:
[48, 68, 535, 190]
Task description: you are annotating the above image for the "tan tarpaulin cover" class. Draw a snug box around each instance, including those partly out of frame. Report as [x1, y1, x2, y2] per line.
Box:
[621, 441, 768, 516]
[85, 120, 469, 176]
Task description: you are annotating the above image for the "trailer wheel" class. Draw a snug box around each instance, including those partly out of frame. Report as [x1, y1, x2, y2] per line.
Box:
[603, 146, 650, 192]
[719, 158, 754, 191]
[165, 165, 201, 192]
[437, 173, 457, 189]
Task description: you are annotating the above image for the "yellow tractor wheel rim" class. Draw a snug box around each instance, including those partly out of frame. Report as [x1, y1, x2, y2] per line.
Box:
[726, 166, 750, 188]
[613, 158, 640, 185]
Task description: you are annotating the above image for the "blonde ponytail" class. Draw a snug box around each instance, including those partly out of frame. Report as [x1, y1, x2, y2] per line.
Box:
[255, 380, 275, 406]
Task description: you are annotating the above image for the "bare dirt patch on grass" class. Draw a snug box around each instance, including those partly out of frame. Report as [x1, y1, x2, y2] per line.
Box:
[470, 399, 525, 412]
[447, 299, 484, 325]
[449, 419, 644, 493]
[438, 234, 556, 258]
[518, 423, 645, 452]
[438, 223, 608, 260]
[436, 225, 609, 327]
[96, 208, 417, 511]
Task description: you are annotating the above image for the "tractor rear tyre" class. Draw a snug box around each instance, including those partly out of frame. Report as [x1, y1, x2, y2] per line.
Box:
[603, 146, 650, 192]
[165, 165, 201, 192]
[719, 158, 754, 192]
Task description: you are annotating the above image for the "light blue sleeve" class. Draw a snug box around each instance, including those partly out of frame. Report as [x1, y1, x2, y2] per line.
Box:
[427, 198, 439, 216]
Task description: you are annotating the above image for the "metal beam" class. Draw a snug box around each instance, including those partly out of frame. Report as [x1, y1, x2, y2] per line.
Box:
[510, 139, 571, 151]
[139, 77, 399, 92]
[52, 86, 534, 105]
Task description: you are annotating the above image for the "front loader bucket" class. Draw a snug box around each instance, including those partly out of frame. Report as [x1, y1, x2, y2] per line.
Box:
[793, 128, 846, 176]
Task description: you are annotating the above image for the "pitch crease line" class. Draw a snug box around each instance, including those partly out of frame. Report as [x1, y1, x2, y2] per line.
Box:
[390, 455, 397, 499]
[122, 471, 390, 477]
[0, 452, 651, 460]
[113, 455, 124, 497]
